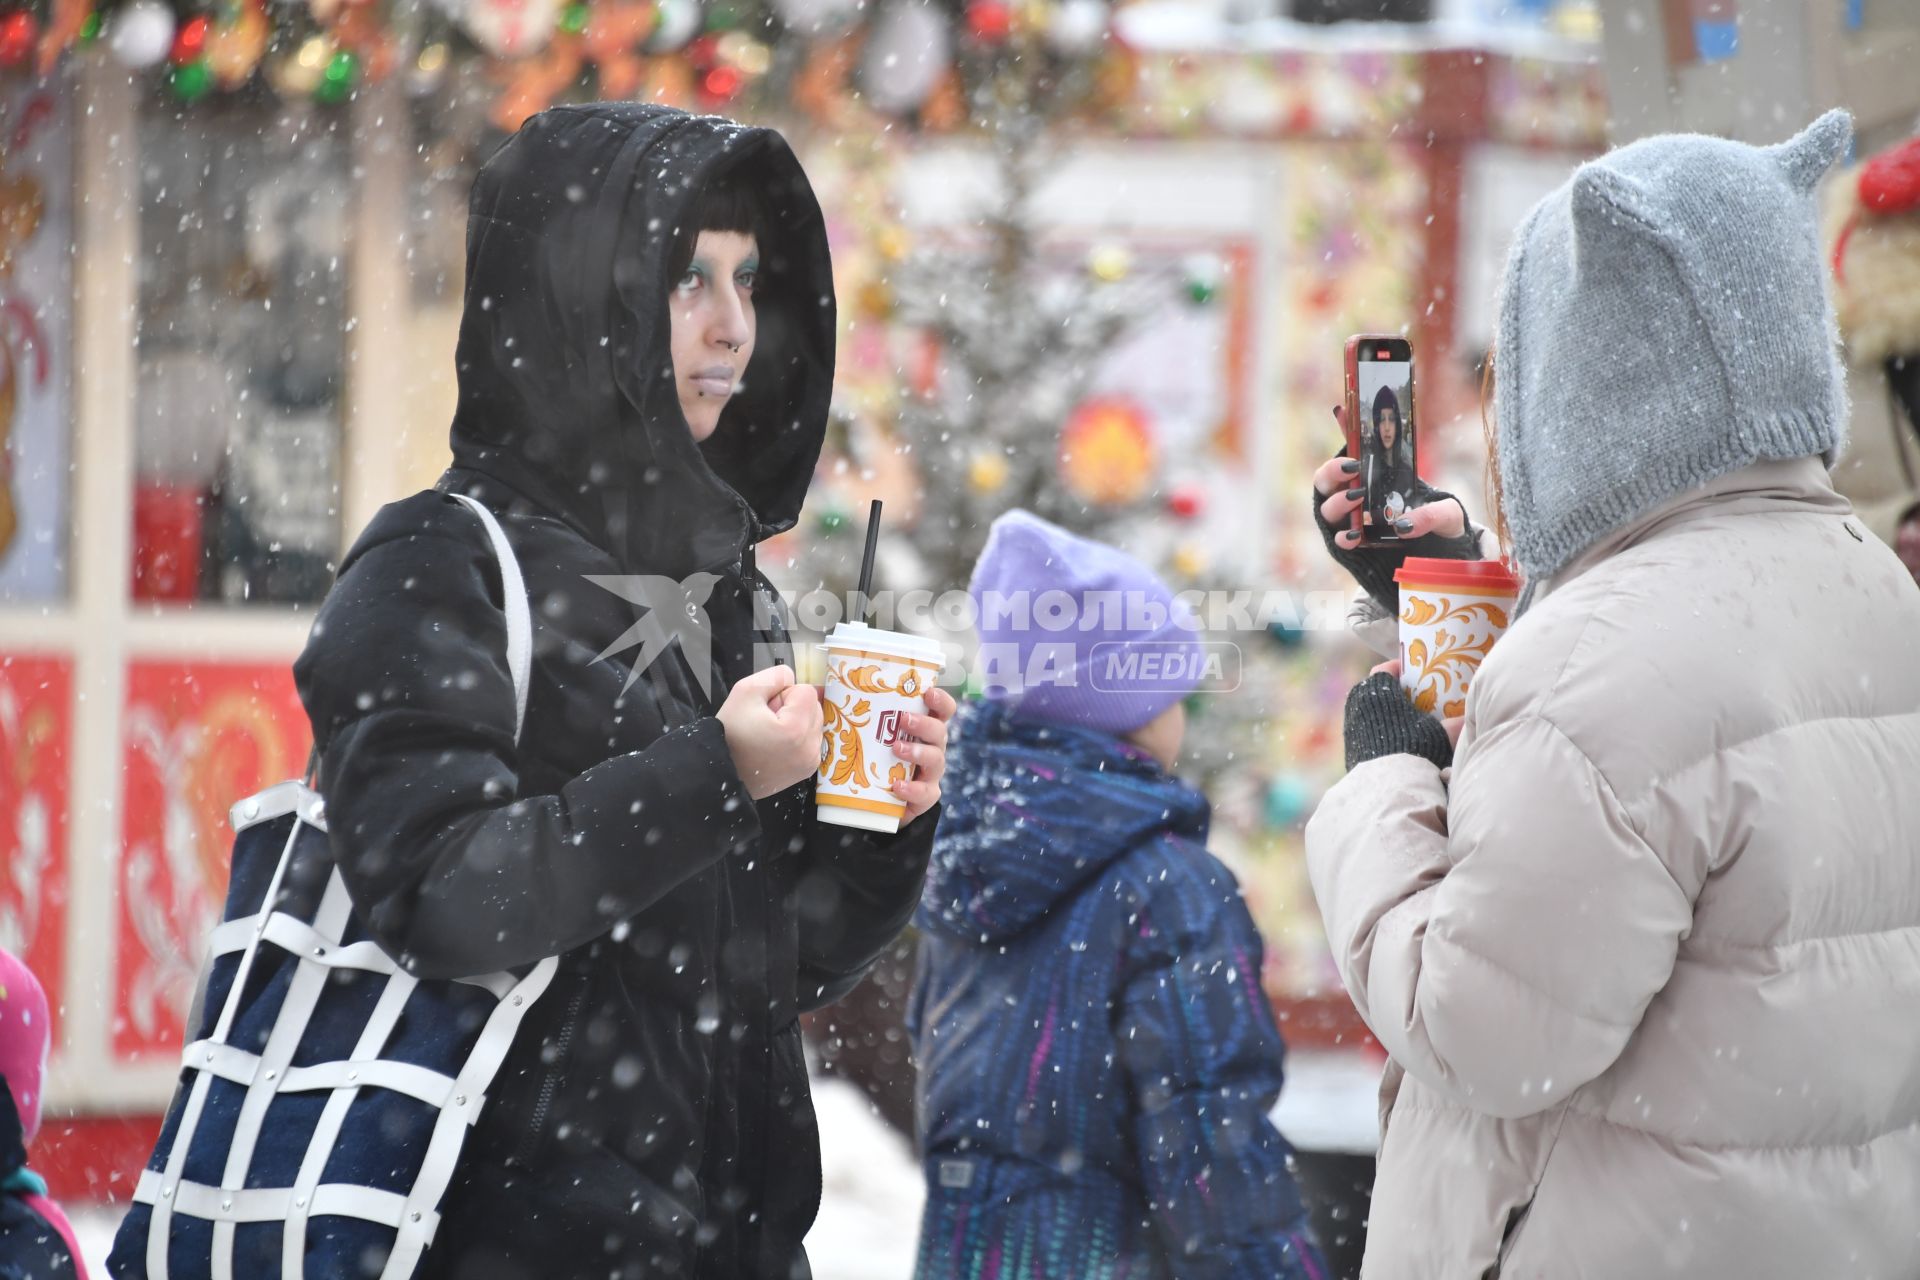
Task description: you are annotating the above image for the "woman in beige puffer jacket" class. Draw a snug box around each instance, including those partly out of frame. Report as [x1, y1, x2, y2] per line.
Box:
[1306, 111, 1920, 1278]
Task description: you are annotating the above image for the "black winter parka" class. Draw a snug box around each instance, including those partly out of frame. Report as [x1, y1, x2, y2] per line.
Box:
[294, 104, 936, 1280]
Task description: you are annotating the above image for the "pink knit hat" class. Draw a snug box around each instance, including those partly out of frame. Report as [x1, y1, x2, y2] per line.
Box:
[0, 947, 50, 1141]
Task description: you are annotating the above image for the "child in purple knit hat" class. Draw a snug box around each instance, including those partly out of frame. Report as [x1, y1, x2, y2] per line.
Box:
[967, 508, 1206, 737]
[908, 511, 1325, 1280]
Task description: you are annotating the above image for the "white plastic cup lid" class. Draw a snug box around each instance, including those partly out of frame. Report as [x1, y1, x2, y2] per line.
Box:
[821, 622, 945, 670]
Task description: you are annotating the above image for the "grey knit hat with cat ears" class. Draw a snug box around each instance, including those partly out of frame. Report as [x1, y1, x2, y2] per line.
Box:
[1493, 109, 1854, 585]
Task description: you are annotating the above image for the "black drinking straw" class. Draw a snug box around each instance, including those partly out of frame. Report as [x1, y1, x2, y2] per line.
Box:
[855, 499, 883, 626]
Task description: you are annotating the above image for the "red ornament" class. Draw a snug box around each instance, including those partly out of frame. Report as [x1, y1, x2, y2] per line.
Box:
[1860, 136, 1920, 216]
[1834, 136, 1920, 285]
[1167, 485, 1205, 520]
[0, 10, 37, 66]
[686, 32, 720, 66]
[170, 13, 210, 63]
[700, 63, 743, 103]
[966, 0, 1012, 43]
[1059, 396, 1155, 507]
[131, 483, 205, 602]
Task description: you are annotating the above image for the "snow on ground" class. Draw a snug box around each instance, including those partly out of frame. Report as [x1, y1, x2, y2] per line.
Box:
[1270, 1049, 1383, 1156]
[67, 1203, 116, 1275]
[65, 1070, 926, 1278]
[805, 1074, 928, 1278]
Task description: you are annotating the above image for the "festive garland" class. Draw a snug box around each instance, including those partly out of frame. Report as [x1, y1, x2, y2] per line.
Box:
[0, 0, 1121, 130]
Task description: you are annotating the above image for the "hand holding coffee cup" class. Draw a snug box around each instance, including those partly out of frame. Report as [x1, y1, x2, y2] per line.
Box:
[886, 686, 955, 826]
[719, 664, 827, 800]
[1368, 657, 1466, 748]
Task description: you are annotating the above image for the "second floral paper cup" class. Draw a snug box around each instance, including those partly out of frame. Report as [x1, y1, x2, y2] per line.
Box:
[817, 622, 946, 833]
[1392, 557, 1522, 718]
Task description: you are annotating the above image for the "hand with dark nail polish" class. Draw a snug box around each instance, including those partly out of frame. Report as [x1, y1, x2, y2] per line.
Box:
[1311, 456, 1481, 614]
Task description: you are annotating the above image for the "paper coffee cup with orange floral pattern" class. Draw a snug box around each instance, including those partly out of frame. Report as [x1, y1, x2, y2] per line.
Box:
[817, 622, 946, 833]
[1391, 558, 1522, 719]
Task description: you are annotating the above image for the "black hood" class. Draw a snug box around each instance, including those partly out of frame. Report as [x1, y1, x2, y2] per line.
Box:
[448, 104, 835, 578]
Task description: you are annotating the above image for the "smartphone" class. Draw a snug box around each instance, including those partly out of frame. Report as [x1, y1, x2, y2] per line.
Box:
[1343, 334, 1417, 546]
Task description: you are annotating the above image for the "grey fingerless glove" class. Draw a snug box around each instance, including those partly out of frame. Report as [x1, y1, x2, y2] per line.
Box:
[1312, 467, 1481, 616]
[1344, 672, 1454, 771]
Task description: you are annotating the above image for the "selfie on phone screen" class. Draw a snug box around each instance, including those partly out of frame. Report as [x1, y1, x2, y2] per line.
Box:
[1357, 347, 1414, 535]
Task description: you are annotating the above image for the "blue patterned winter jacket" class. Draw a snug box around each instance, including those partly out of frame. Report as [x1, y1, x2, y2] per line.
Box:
[908, 702, 1326, 1280]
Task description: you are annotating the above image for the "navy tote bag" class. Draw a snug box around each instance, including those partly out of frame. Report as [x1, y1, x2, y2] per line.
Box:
[111, 494, 556, 1280]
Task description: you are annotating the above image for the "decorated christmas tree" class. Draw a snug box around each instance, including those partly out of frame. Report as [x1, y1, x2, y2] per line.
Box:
[776, 32, 1192, 638]
[784, 35, 1303, 797]
[884, 67, 1166, 592]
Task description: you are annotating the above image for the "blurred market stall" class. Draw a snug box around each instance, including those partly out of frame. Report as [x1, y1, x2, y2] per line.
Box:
[11, 1, 1913, 1274]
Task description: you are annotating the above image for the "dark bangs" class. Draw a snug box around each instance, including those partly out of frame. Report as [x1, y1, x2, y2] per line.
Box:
[668, 170, 772, 281]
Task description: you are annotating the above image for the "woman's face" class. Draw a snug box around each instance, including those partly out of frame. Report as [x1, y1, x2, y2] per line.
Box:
[1378, 408, 1399, 450]
[669, 230, 759, 443]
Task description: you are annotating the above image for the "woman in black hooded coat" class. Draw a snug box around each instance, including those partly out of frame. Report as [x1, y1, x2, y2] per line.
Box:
[292, 104, 951, 1280]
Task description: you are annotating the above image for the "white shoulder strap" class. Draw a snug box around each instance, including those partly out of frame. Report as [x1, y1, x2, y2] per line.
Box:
[449, 494, 532, 744]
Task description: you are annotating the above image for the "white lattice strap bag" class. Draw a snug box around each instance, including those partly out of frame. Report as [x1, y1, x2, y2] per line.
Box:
[110, 494, 556, 1280]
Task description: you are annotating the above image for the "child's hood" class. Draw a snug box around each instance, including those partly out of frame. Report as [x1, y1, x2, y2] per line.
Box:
[918, 700, 1211, 945]
[449, 105, 836, 579]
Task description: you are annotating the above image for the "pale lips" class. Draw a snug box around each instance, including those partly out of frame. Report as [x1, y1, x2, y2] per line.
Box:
[689, 365, 736, 398]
